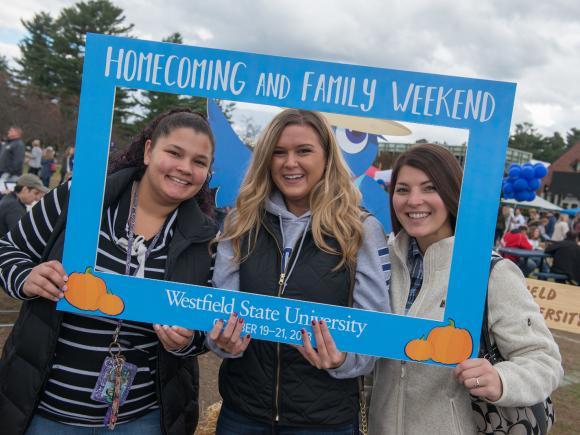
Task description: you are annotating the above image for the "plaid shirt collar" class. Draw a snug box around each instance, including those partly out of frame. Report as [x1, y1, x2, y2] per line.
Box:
[405, 237, 424, 312]
[407, 237, 423, 262]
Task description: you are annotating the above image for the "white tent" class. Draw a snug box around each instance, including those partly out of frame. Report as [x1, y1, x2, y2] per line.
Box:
[501, 196, 562, 211]
[374, 169, 392, 184]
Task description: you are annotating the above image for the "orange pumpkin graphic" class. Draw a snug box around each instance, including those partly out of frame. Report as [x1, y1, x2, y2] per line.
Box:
[404, 337, 433, 361]
[64, 267, 107, 311]
[404, 319, 473, 365]
[98, 293, 125, 316]
[427, 319, 473, 365]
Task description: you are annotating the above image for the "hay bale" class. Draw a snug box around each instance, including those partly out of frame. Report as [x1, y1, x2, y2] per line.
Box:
[195, 401, 222, 435]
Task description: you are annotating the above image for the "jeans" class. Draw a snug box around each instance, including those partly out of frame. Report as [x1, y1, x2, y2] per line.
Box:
[216, 404, 358, 435]
[26, 409, 161, 435]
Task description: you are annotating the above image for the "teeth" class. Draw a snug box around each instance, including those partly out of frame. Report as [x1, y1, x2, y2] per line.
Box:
[168, 176, 190, 185]
[284, 175, 303, 180]
[408, 212, 429, 219]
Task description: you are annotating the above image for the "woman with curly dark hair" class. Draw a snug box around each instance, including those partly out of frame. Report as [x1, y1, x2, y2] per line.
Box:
[0, 108, 218, 435]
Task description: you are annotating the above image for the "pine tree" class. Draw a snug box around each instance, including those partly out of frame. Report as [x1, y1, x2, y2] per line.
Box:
[17, 12, 58, 95]
[50, 0, 133, 96]
[134, 32, 206, 128]
[16, 0, 135, 145]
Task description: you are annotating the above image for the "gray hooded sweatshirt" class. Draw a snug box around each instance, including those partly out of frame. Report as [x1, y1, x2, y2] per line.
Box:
[209, 191, 391, 378]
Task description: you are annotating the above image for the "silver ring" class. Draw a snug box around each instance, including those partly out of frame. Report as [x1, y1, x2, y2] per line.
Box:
[475, 377, 481, 388]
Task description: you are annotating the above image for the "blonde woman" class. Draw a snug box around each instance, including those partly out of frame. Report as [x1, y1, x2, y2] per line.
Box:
[207, 109, 391, 433]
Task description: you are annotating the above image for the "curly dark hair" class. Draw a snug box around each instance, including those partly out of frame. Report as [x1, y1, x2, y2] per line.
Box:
[109, 108, 215, 217]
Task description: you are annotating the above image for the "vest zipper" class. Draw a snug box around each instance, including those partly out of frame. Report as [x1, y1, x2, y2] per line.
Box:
[263, 223, 285, 423]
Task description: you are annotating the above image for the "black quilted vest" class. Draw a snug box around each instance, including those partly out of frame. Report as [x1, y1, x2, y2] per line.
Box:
[219, 213, 358, 427]
[0, 168, 217, 435]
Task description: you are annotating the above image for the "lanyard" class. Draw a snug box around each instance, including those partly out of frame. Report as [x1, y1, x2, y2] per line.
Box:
[125, 181, 163, 276]
[113, 182, 163, 341]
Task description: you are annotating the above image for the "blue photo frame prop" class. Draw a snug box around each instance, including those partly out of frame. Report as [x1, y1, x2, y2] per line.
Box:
[57, 34, 515, 365]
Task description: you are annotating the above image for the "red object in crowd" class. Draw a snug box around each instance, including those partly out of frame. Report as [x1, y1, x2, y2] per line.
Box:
[502, 231, 533, 262]
[365, 165, 379, 178]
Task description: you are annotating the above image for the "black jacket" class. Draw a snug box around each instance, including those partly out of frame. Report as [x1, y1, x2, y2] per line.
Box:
[0, 139, 25, 176]
[0, 168, 217, 435]
[219, 212, 359, 427]
[0, 192, 26, 236]
[545, 240, 580, 283]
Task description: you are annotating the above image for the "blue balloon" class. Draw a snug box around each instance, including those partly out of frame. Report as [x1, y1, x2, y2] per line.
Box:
[528, 178, 541, 190]
[514, 191, 527, 201]
[503, 182, 514, 194]
[504, 190, 514, 199]
[521, 166, 534, 180]
[514, 178, 528, 192]
[534, 164, 548, 178]
[525, 190, 536, 201]
[509, 166, 521, 178]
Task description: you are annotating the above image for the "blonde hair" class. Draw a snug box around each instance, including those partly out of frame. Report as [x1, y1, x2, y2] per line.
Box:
[220, 109, 365, 270]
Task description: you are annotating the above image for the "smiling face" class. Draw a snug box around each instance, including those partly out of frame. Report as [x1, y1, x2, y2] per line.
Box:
[392, 165, 453, 252]
[142, 127, 212, 207]
[270, 124, 326, 216]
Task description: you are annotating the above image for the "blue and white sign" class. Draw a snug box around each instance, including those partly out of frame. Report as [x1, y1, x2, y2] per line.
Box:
[57, 34, 516, 365]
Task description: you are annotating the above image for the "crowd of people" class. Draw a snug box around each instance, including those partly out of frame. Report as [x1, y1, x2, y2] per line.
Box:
[0, 110, 565, 434]
[0, 126, 75, 188]
[498, 205, 580, 282]
[0, 126, 76, 237]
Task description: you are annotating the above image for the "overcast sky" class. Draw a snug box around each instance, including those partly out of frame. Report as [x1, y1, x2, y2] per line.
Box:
[1, 0, 579, 143]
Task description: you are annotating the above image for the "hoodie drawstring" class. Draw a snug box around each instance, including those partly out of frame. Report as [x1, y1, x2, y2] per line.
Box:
[278, 214, 311, 295]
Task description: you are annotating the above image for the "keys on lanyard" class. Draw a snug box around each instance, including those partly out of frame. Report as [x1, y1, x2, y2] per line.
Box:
[91, 322, 138, 429]
[104, 339, 125, 430]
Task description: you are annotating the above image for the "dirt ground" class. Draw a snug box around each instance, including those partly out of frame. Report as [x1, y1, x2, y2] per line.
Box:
[1, 291, 578, 434]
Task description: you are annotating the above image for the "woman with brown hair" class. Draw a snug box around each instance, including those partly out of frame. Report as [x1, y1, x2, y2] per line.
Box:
[208, 108, 391, 433]
[368, 143, 562, 434]
[0, 109, 217, 434]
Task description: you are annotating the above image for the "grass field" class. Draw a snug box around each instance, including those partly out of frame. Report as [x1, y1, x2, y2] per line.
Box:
[1, 291, 578, 434]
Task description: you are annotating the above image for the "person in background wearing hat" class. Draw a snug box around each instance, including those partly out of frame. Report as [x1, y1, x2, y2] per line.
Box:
[0, 173, 48, 236]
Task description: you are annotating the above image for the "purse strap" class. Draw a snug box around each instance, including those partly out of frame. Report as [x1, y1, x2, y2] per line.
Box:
[480, 256, 503, 359]
[481, 255, 551, 435]
[346, 259, 368, 435]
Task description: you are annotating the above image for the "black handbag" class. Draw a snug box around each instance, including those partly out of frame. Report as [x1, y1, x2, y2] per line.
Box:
[470, 257, 555, 434]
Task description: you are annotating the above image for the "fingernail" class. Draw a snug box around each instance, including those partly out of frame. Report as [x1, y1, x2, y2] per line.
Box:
[58, 293, 64, 299]
[301, 329, 305, 334]
[218, 319, 224, 324]
[233, 312, 238, 318]
[311, 320, 316, 326]
[62, 285, 67, 292]
[319, 320, 324, 325]
[63, 275, 68, 281]
[246, 334, 251, 339]
[238, 317, 244, 324]
[163, 325, 169, 330]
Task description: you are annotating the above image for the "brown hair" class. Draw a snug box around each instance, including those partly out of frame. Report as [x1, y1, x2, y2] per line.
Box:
[389, 143, 463, 234]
